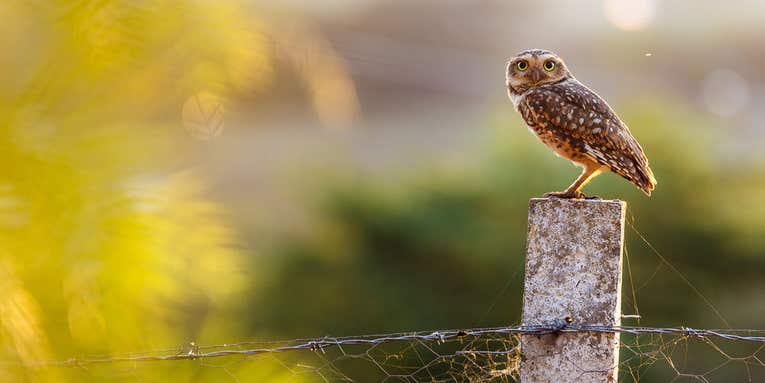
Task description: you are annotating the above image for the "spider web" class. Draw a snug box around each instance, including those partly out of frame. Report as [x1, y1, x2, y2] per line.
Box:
[5, 325, 765, 382]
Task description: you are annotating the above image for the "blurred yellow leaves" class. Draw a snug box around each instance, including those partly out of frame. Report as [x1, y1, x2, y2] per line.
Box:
[0, 259, 61, 382]
[0, 0, 362, 380]
[0, 1, 359, 381]
[62, 262, 106, 348]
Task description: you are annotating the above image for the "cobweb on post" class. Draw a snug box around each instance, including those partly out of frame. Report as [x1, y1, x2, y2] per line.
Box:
[6, 326, 765, 382]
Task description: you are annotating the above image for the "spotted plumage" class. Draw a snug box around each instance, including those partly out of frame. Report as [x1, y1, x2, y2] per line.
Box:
[506, 49, 656, 198]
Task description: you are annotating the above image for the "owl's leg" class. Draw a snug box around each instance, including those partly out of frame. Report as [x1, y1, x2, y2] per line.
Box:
[545, 164, 603, 199]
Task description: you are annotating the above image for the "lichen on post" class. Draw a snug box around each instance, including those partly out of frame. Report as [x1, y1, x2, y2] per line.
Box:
[520, 198, 626, 383]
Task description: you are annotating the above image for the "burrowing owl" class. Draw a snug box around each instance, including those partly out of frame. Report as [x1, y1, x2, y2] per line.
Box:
[506, 49, 656, 199]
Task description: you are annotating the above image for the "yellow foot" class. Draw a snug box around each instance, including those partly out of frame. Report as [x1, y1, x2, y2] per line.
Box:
[544, 190, 585, 199]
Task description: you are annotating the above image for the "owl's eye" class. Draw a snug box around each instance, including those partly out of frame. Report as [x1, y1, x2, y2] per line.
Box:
[543, 60, 556, 71]
[516, 61, 529, 71]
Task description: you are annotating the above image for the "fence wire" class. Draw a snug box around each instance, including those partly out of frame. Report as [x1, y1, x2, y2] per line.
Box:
[7, 324, 765, 382]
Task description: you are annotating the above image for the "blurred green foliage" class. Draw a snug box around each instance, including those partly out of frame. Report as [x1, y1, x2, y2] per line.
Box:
[251, 99, 765, 381]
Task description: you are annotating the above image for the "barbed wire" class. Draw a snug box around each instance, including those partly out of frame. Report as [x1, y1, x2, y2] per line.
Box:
[7, 323, 765, 382]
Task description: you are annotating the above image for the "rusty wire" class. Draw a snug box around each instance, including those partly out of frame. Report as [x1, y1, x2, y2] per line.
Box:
[9, 324, 765, 368]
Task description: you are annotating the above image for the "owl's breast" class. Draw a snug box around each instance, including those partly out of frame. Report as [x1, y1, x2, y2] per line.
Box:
[518, 91, 591, 165]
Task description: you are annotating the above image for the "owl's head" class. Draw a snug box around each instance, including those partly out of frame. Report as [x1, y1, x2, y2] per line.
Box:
[506, 49, 573, 94]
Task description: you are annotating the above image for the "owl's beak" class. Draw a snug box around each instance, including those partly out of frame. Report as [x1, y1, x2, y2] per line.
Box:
[531, 68, 542, 83]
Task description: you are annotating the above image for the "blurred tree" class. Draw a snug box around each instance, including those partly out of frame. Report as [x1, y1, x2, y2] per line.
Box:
[249, 97, 765, 381]
[0, 1, 336, 382]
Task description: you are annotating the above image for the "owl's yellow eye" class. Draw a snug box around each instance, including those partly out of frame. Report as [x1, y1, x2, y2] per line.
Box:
[543, 61, 556, 71]
[516, 61, 528, 71]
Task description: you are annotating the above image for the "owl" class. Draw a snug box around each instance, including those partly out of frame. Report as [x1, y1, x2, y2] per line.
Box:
[506, 49, 656, 199]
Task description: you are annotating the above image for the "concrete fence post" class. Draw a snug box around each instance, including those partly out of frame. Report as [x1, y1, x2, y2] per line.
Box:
[520, 198, 626, 383]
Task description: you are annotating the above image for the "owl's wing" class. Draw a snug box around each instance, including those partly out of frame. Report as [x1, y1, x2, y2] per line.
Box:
[521, 80, 656, 194]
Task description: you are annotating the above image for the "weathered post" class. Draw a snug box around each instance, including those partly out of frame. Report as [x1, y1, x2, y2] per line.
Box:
[520, 198, 626, 383]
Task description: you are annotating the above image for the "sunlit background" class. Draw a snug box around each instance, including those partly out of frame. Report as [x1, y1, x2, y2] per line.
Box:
[1, 0, 764, 382]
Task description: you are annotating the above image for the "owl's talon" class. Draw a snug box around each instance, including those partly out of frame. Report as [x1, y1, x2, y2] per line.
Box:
[544, 191, 585, 199]
[585, 195, 601, 200]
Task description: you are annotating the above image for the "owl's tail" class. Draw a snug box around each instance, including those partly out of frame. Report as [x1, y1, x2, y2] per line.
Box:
[638, 165, 657, 196]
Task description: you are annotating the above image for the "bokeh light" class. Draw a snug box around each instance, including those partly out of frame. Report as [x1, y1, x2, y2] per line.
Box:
[182, 92, 225, 140]
[603, 0, 657, 30]
[701, 69, 751, 117]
